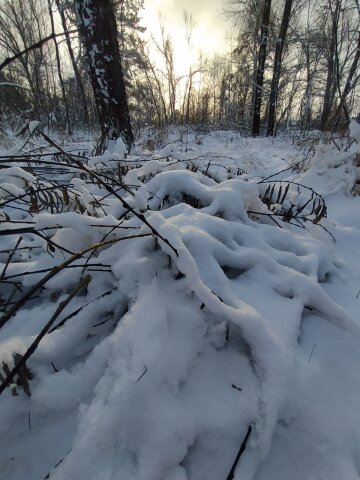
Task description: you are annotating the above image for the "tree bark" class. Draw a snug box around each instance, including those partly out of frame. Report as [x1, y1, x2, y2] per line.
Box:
[267, 0, 293, 136]
[75, 0, 134, 153]
[252, 0, 272, 136]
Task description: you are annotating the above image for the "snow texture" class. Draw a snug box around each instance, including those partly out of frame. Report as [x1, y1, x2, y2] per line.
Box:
[0, 129, 360, 479]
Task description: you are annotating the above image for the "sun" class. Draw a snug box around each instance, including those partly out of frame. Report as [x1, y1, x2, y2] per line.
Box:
[140, 0, 227, 76]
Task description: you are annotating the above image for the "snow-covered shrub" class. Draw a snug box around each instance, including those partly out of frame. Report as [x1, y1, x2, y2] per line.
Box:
[0, 131, 359, 479]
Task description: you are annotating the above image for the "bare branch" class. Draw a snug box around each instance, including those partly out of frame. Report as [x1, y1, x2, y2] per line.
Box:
[0, 29, 78, 71]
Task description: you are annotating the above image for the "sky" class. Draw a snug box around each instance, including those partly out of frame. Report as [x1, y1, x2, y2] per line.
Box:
[141, 0, 229, 74]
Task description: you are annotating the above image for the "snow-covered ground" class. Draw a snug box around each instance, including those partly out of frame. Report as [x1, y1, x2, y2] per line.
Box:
[0, 125, 360, 479]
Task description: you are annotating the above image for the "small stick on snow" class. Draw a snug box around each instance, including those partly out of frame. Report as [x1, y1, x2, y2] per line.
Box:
[308, 343, 317, 364]
[136, 366, 148, 382]
[231, 384, 242, 392]
[226, 425, 252, 480]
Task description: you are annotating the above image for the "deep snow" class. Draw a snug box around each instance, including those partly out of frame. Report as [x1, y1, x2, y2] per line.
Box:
[0, 125, 360, 479]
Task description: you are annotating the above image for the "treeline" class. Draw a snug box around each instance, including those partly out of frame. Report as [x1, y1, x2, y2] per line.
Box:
[0, 0, 359, 139]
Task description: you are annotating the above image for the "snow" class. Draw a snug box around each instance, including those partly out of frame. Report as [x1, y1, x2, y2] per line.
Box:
[28, 121, 40, 135]
[350, 119, 360, 142]
[0, 129, 360, 479]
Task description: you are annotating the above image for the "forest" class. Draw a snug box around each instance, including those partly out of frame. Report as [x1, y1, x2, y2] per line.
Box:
[1, 0, 359, 139]
[0, 1, 360, 479]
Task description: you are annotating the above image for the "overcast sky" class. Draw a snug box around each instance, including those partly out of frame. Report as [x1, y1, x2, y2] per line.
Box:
[141, 0, 228, 73]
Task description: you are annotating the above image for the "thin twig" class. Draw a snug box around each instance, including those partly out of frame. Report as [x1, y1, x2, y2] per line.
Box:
[226, 425, 252, 480]
[0, 275, 91, 396]
[48, 287, 116, 334]
[0, 233, 151, 329]
[308, 343, 316, 364]
[0, 30, 79, 71]
[40, 131, 179, 257]
[0, 236, 22, 281]
[136, 366, 148, 382]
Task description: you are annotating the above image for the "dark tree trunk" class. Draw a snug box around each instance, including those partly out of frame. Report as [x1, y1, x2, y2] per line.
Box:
[252, 0, 272, 137]
[267, 0, 293, 137]
[75, 0, 134, 153]
[55, 0, 89, 124]
[333, 31, 360, 128]
[320, 0, 341, 131]
[301, 45, 312, 132]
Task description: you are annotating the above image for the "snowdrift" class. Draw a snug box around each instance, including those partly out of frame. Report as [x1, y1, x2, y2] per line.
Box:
[0, 128, 360, 479]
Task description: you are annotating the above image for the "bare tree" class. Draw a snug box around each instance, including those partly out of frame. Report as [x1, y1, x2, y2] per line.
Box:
[55, 0, 89, 124]
[320, 0, 342, 130]
[152, 25, 179, 122]
[48, 0, 72, 135]
[267, 0, 294, 136]
[333, 31, 360, 127]
[0, 0, 52, 120]
[252, 0, 272, 136]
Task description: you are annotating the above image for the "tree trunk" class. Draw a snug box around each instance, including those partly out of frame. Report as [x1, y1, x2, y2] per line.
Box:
[48, 0, 72, 135]
[75, 0, 134, 153]
[55, 0, 89, 124]
[320, 0, 341, 131]
[267, 0, 293, 137]
[252, 0, 272, 136]
[333, 31, 360, 128]
[301, 45, 312, 132]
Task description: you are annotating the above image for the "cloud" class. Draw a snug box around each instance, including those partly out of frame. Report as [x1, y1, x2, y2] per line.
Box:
[177, 0, 224, 16]
[142, 0, 227, 54]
